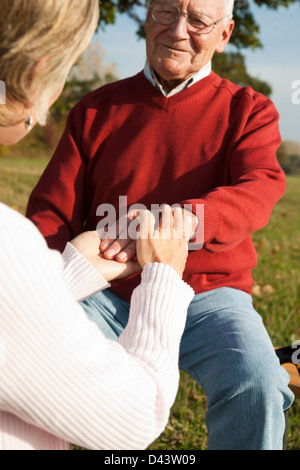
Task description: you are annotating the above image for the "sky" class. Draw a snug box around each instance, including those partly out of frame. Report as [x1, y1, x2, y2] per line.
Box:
[97, 2, 300, 145]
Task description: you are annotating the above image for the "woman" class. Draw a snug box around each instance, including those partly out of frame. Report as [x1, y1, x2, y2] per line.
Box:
[0, 0, 194, 450]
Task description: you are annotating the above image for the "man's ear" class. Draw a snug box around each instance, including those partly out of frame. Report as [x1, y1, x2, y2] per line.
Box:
[215, 20, 235, 54]
[144, 9, 152, 36]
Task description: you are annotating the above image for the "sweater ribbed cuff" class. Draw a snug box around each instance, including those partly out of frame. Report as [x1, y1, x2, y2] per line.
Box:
[141, 262, 194, 299]
[119, 262, 194, 355]
[180, 198, 221, 247]
[62, 242, 110, 302]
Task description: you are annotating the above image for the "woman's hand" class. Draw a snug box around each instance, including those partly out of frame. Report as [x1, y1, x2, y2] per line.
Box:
[137, 205, 190, 279]
[70, 231, 140, 282]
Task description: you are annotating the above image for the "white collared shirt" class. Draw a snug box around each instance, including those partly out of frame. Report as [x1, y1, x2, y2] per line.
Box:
[144, 60, 212, 97]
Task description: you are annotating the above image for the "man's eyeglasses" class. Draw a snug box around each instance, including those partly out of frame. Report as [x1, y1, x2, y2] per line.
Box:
[149, 2, 226, 34]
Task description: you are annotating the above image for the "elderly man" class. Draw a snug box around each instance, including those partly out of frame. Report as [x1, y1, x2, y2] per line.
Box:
[27, 0, 294, 449]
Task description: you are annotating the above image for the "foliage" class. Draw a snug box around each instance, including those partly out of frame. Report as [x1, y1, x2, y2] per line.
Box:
[212, 51, 272, 96]
[230, 0, 300, 49]
[50, 38, 118, 133]
[283, 155, 300, 175]
[277, 141, 300, 174]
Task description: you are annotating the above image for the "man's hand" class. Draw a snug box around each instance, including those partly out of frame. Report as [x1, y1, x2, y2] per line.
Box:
[137, 206, 190, 278]
[99, 206, 198, 263]
[70, 231, 140, 282]
[99, 209, 140, 263]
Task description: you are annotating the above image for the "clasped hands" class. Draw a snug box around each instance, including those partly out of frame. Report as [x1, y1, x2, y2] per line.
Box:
[71, 206, 197, 280]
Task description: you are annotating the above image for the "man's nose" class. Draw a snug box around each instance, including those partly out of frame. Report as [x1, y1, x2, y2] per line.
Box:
[168, 14, 190, 38]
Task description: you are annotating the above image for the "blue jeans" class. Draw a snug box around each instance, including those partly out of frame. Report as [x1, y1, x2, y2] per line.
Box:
[81, 287, 294, 450]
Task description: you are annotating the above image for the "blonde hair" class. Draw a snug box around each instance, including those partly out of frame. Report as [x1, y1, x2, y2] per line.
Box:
[0, 0, 99, 127]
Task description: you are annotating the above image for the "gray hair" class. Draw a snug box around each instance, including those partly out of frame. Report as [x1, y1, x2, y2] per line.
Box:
[223, 0, 235, 19]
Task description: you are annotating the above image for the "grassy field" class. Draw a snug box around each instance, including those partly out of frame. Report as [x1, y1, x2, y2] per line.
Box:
[0, 157, 299, 450]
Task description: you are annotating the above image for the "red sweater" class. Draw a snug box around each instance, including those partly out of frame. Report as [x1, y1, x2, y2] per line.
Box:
[27, 71, 285, 302]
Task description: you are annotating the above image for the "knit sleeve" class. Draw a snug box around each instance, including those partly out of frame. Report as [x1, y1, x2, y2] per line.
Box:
[119, 263, 194, 417]
[61, 242, 110, 302]
[0, 207, 194, 450]
[181, 93, 285, 253]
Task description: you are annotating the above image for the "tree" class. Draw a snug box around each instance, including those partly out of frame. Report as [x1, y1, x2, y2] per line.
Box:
[277, 141, 300, 174]
[51, 38, 118, 126]
[96, 0, 300, 95]
[211, 52, 272, 96]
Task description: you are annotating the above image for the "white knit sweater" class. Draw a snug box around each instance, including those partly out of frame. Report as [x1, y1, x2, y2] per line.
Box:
[0, 203, 194, 450]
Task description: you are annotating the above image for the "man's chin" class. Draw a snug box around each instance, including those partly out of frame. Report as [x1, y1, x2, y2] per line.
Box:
[154, 59, 192, 83]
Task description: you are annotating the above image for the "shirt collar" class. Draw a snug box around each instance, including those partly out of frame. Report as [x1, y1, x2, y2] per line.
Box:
[144, 60, 211, 97]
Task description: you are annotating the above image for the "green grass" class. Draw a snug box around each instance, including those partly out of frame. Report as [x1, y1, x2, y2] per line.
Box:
[0, 157, 49, 214]
[0, 157, 299, 450]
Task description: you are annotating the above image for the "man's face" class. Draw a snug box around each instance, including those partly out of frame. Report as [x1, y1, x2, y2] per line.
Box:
[145, 0, 234, 89]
